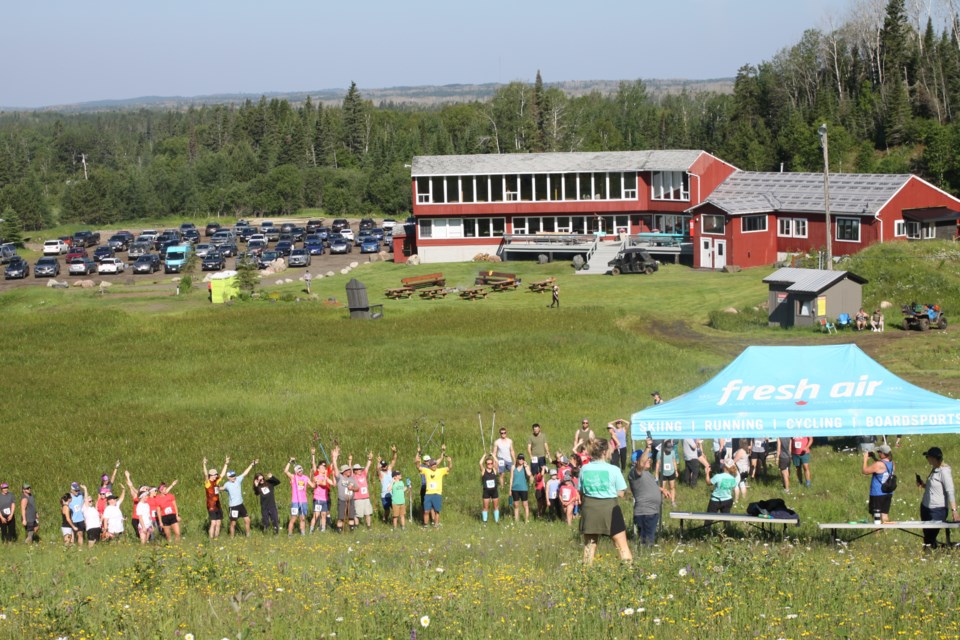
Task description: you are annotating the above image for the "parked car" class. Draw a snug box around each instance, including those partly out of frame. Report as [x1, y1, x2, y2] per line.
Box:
[258, 250, 280, 269]
[204, 222, 222, 236]
[280, 222, 295, 234]
[262, 224, 280, 241]
[179, 222, 197, 235]
[368, 228, 385, 242]
[219, 242, 238, 257]
[278, 233, 295, 245]
[4, 256, 29, 279]
[275, 240, 293, 257]
[107, 234, 130, 252]
[164, 244, 192, 274]
[331, 218, 349, 233]
[291, 227, 306, 242]
[359, 218, 375, 231]
[93, 246, 116, 262]
[247, 239, 267, 255]
[0, 243, 17, 264]
[355, 230, 371, 246]
[235, 251, 259, 269]
[68, 257, 98, 276]
[329, 237, 352, 254]
[360, 237, 381, 254]
[237, 225, 257, 242]
[72, 230, 101, 247]
[193, 243, 214, 258]
[43, 239, 70, 256]
[247, 233, 267, 245]
[201, 251, 226, 271]
[210, 230, 236, 246]
[139, 230, 160, 243]
[316, 226, 332, 244]
[306, 219, 324, 233]
[132, 254, 161, 274]
[288, 248, 311, 267]
[66, 246, 89, 261]
[382, 218, 397, 231]
[304, 235, 325, 256]
[128, 241, 153, 259]
[340, 228, 355, 242]
[97, 257, 126, 274]
[34, 257, 60, 277]
[183, 229, 201, 244]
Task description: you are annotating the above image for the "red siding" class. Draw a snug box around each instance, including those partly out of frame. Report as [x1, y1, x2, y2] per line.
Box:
[878, 176, 960, 241]
[689, 152, 738, 201]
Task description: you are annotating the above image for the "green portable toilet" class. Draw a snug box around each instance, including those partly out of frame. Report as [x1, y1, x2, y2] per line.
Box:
[209, 270, 239, 304]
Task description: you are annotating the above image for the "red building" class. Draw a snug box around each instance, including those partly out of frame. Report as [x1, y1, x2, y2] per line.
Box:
[689, 172, 960, 270]
[406, 150, 736, 263]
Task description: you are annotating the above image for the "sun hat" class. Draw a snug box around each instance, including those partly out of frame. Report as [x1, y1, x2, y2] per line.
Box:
[422, 455, 432, 462]
[923, 447, 944, 459]
[339, 465, 350, 473]
[294, 464, 304, 472]
[208, 469, 218, 476]
[352, 464, 362, 471]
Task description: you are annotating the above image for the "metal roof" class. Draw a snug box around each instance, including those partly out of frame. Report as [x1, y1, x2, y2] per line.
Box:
[762, 267, 867, 294]
[698, 171, 911, 216]
[411, 150, 706, 176]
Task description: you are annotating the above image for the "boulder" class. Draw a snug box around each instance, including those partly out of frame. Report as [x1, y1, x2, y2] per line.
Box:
[284, 278, 294, 284]
[722, 265, 742, 273]
[377, 251, 390, 261]
[723, 307, 739, 314]
[340, 268, 350, 275]
[98, 280, 112, 288]
[572, 255, 585, 270]
[80, 280, 96, 289]
[880, 300, 894, 309]
[275, 279, 284, 285]
[488, 255, 502, 263]
[47, 278, 65, 288]
[171, 277, 181, 283]
[72, 280, 84, 287]
[349, 261, 359, 269]
[367, 253, 380, 263]
[407, 255, 421, 266]
[325, 271, 335, 277]
[538, 254, 550, 265]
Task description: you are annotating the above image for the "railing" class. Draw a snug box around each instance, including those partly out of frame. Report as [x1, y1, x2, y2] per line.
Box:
[629, 232, 689, 248]
[584, 238, 600, 266]
[501, 233, 598, 246]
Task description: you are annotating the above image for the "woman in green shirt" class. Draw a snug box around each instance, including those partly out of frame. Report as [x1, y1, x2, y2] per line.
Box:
[579, 438, 632, 565]
[707, 463, 739, 513]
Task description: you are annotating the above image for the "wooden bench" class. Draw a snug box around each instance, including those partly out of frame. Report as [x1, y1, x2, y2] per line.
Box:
[418, 286, 448, 300]
[384, 287, 414, 299]
[401, 273, 445, 289]
[475, 270, 517, 285]
[818, 520, 960, 545]
[670, 511, 799, 540]
[459, 286, 489, 300]
[528, 277, 556, 293]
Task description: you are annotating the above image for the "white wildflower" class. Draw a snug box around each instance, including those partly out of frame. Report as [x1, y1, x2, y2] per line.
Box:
[420, 615, 431, 628]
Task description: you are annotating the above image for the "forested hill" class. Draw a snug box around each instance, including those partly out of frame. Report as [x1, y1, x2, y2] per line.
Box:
[0, 0, 958, 236]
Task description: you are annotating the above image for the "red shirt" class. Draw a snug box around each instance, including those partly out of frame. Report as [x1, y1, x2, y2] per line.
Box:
[791, 437, 812, 455]
[155, 493, 178, 518]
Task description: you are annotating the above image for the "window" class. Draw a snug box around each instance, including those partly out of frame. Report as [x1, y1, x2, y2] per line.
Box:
[609, 174, 623, 199]
[463, 218, 506, 238]
[777, 218, 807, 238]
[513, 217, 527, 235]
[419, 219, 432, 239]
[742, 215, 767, 233]
[416, 177, 431, 204]
[836, 217, 860, 242]
[904, 221, 920, 239]
[563, 174, 577, 200]
[798, 298, 812, 317]
[431, 177, 445, 204]
[534, 175, 548, 201]
[490, 175, 503, 202]
[894, 220, 906, 237]
[651, 171, 690, 201]
[505, 175, 519, 201]
[519, 175, 533, 201]
[923, 223, 936, 239]
[593, 173, 608, 200]
[579, 173, 593, 200]
[701, 215, 725, 235]
[623, 173, 638, 199]
[462, 176, 475, 203]
[793, 219, 808, 238]
[476, 176, 489, 202]
[445, 176, 459, 203]
[418, 218, 463, 239]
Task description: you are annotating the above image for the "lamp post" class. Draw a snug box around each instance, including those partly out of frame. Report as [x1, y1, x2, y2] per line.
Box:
[818, 123, 833, 270]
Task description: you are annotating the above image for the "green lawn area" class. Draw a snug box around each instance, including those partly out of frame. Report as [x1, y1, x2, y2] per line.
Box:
[2, 243, 960, 639]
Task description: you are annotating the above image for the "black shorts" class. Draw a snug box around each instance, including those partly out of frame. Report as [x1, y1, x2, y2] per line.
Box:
[868, 494, 893, 515]
[86, 527, 101, 542]
[661, 473, 677, 482]
[707, 498, 733, 514]
[511, 490, 529, 502]
[610, 505, 627, 537]
[482, 488, 499, 500]
[25, 521, 38, 532]
[228, 504, 248, 521]
[73, 521, 86, 533]
[208, 509, 223, 522]
[161, 514, 178, 527]
[778, 456, 791, 471]
[750, 452, 766, 461]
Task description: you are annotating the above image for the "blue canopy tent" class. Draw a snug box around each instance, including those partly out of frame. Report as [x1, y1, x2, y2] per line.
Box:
[631, 345, 960, 441]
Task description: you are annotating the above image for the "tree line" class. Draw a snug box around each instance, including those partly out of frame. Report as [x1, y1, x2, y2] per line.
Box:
[1, 0, 959, 234]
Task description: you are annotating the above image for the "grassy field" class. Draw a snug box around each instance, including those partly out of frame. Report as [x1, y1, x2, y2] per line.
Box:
[2, 242, 960, 639]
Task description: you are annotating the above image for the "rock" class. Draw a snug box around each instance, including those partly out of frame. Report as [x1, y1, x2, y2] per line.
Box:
[275, 279, 284, 285]
[367, 253, 380, 263]
[325, 271, 335, 277]
[572, 255, 585, 270]
[340, 268, 350, 275]
[284, 278, 293, 284]
[48, 279, 65, 288]
[723, 307, 739, 314]
[315, 274, 324, 280]
[72, 280, 84, 287]
[408, 255, 421, 266]
[80, 280, 95, 289]
[880, 300, 894, 309]
[488, 255, 502, 263]
[538, 254, 549, 264]
[98, 280, 112, 288]
[349, 261, 359, 269]
[378, 251, 390, 261]
[171, 277, 181, 283]
[722, 265, 742, 273]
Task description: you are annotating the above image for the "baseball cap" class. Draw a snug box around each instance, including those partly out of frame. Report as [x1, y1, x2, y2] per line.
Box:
[923, 447, 944, 459]
[107, 494, 117, 501]
[339, 465, 350, 473]
[70, 482, 80, 491]
[0, 483, 7, 489]
[379, 460, 388, 468]
[227, 471, 237, 478]
[22, 483, 31, 490]
[294, 464, 304, 472]
[876, 444, 892, 455]
[517, 454, 525, 460]
[422, 455, 432, 462]
[392, 470, 401, 477]
[549, 469, 557, 475]
[428, 457, 439, 465]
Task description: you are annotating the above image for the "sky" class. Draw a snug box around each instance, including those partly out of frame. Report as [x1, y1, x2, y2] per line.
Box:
[1, 0, 853, 108]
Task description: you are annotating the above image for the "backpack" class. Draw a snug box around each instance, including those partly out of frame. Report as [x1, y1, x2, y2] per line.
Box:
[881, 462, 897, 493]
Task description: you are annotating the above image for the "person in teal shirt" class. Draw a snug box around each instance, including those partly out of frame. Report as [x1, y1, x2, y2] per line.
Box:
[389, 470, 409, 529]
[707, 463, 739, 513]
[509, 455, 533, 523]
[579, 439, 632, 565]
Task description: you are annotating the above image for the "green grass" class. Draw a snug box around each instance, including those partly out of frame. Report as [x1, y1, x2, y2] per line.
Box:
[2, 241, 960, 639]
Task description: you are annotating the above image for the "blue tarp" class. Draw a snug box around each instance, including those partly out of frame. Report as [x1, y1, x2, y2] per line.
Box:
[631, 345, 960, 441]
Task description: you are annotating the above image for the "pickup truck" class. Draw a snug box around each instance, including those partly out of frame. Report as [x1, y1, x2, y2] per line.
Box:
[72, 230, 101, 248]
[164, 244, 192, 274]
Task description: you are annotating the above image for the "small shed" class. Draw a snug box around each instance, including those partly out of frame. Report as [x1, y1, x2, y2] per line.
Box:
[762, 267, 867, 329]
[209, 270, 239, 304]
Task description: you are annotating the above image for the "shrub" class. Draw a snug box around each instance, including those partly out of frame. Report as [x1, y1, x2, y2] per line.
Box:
[707, 306, 769, 331]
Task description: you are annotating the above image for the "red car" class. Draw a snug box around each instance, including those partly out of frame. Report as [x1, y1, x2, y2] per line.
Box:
[66, 247, 89, 262]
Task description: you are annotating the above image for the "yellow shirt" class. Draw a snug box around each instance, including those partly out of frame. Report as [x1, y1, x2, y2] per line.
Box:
[419, 466, 449, 495]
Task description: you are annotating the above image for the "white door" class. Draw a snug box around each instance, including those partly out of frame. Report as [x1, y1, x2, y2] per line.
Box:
[714, 239, 727, 269]
[700, 239, 713, 268]
[700, 238, 727, 269]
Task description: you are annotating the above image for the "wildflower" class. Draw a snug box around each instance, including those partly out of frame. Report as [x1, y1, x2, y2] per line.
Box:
[647, 574, 657, 580]
[435, 567, 444, 573]
[678, 568, 687, 577]
[276, 588, 284, 592]
[637, 608, 646, 613]
[336, 617, 344, 622]
[0, 614, 6, 621]
[621, 608, 635, 616]
[654, 618, 662, 625]
[184, 635, 194, 640]
[420, 615, 431, 628]
[786, 614, 798, 620]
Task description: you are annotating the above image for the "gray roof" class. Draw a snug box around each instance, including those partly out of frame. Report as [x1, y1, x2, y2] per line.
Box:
[762, 267, 867, 294]
[697, 171, 911, 216]
[411, 150, 707, 176]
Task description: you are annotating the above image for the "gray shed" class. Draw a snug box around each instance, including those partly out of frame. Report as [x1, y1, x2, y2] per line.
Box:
[762, 268, 868, 329]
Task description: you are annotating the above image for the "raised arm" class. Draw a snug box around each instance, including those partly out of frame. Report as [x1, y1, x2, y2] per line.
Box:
[220, 457, 230, 480]
[283, 458, 295, 480]
[202, 457, 208, 483]
[111, 460, 120, 486]
[364, 451, 373, 475]
[311, 448, 318, 475]
[331, 446, 341, 477]
[442, 445, 452, 471]
[388, 445, 398, 471]
[117, 486, 126, 507]
[241, 459, 258, 479]
[124, 469, 136, 496]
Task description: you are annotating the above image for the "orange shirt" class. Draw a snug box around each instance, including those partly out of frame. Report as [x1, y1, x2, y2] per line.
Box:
[205, 479, 223, 511]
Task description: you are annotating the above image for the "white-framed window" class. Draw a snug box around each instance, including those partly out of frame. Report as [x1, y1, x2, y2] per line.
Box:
[895, 220, 906, 237]
[418, 218, 463, 239]
[623, 173, 638, 199]
[416, 177, 431, 204]
[701, 215, 725, 235]
[463, 218, 506, 238]
[777, 218, 807, 238]
[651, 171, 690, 201]
[836, 217, 860, 243]
[741, 215, 768, 233]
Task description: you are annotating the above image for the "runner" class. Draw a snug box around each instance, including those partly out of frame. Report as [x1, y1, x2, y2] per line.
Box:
[60, 494, 77, 545]
[492, 428, 516, 488]
[750, 439, 768, 479]
[67, 482, 85, 544]
[223, 459, 258, 537]
[733, 440, 751, 504]
[510, 454, 533, 523]
[101, 488, 126, 541]
[0, 483, 16, 542]
[791, 436, 813, 487]
[20, 484, 38, 543]
[378, 445, 398, 523]
[135, 490, 153, 544]
[81, 488, 102, 547]
[558, 476, 579, 526]
[352, 452, 375, 529]
[155, 482, 181, 542]
[331, 447, 359, 532]
[284, 458, 312, 535]
[533, 463, 547, 518]
[862, 445, 894, 523]
[527, 424, 551, 475]
[202, 457, 229, 539]
[479, 454, 500, 523]
[253, 471, 281, 534]
[775, 437, 792, 493]
[309, 449, 331, 533]
[573, 419, 595, 453]
[416, 444, 452, 527]
[655, 440, 679, 507]
[390, 469, 409, 529]
[607, 419, 629, 471]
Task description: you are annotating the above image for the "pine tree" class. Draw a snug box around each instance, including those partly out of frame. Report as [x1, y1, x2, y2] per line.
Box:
[342, 81, 369, 161]
[1, 207, 23, 246]
[531, 70, 547, 152]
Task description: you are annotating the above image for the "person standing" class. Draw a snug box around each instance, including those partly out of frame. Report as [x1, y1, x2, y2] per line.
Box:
[579, 438, 632, 564]
[304, 269, 312, 294]
[378, 446, 398, 523]
[20, 484, 38, 544]
[101, 489, 126, 541]
[527, 424, 551, 475]
[776, 437, 792, 493]
[331, 447, 359, 532]
[629, 437, 669, 546]
[705, 463, 739, 514]
[390, 470, 409, 529]
[791, 436, 813, 487]
[223, 459, 258, 537]
[749, 438, 768, 479]
[651, 391, 663, 406]
[655, 440, 679, 507]
[68, 482, 85, 544]
[509, 454, 533, 523]
[549, 282, 559, 308]
[862, 445, 894, 523]
[480, 454, 500, 524]
[203, 457, 229, 539]
[60, 494, 77, 545]
[492, 428, 516, 489]
[284, 459, 311, 535]
[0, 483, 17, 542]
[918, 447, 958, 549]
[416, 445, 452, 527]
[682, 438, 706, 488]
[352, 454, 375, 530]
[558, 477, 579, 525]
[547, 469, 561, 520]
[253, 472, 281, 534]
[81, 490, 103, 547]
[135, 491, 153, 544]
[607, 419, 629, 471]
[573, 419, 595, 454]
[309, 454, 332, 534]
[155, 482, 181, 542]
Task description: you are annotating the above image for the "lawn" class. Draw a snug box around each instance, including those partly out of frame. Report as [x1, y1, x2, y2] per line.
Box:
[2, 242, 960, 639]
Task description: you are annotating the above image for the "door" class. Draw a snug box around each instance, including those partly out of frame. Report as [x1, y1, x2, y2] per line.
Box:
[714, 240, 726, 269]
[699, 238, 727, 269]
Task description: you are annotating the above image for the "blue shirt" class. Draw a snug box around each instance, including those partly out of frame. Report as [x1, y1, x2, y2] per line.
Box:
[224, 476, 245, 507]
[870, 460, 894, 497]
[511, 467, 529, 491]
[69, 493, 84, 523]
[579, 461, 627, 499]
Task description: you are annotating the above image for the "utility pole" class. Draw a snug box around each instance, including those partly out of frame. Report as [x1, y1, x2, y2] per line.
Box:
[818, 124, 833, 270]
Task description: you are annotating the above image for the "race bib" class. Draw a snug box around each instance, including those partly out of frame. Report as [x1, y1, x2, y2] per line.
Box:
[1, 508, 10, 516]
[163, 507, 173, 515]
[73, 505, 82, 514]
[485, 479, 496, 489]
[792, 439, 804, 453]
[359, 486, 368, 497]
[663, 462, 674, 474]
[230, 510, 239, 519]
[214, 487, 220, 495]
[261, 487, 269, 495]
[314, 503, 322, 513]
[290, 507, 299, 516]
[428, 482, 437, 491]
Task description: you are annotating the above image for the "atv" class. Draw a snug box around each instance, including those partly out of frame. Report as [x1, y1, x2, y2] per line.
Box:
[901, 303, 947, 331]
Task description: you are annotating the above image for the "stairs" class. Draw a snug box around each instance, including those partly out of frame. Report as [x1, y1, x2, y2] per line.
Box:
[576, 241, 624, 275]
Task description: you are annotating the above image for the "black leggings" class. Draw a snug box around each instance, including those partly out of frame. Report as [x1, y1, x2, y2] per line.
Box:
[684, 459, 700, 487]
[261, 502, 279, 532]
[707, 498, 732, 514]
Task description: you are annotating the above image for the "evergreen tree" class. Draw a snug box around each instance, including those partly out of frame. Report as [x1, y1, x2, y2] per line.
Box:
[342, 81, 369, 161]
[1, 207, 23, 246]
[531, 70, 547, 152]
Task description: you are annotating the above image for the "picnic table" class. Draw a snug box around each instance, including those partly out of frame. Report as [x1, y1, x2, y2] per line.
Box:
[490, 279, 519, 292]
[384, 287, 414, 299]
[670, 511, 800, 540]
[528, 277, 556, 293]
[418, 286, 448, 300]
[818, 520, 960, 545]
[459, 286, 489, 301]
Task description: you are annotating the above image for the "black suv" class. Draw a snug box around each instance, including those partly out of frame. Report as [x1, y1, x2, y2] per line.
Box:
[306, 219, 324, 233]
[205, 222, 221, 236]
[331, 218, 349, 233]
[359, 218, 375, 231]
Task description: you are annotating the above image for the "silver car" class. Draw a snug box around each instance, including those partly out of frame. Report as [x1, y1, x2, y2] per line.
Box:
[287, 248, 312, 267]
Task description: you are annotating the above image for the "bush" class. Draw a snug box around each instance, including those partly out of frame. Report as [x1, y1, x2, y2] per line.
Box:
[707, 306, 769, 331]
[178, 274, 193, 291]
